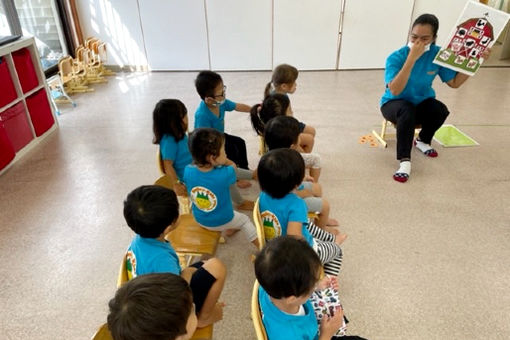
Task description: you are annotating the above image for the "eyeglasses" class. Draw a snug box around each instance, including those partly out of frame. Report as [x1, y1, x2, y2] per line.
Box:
[212, 85, 227, 98]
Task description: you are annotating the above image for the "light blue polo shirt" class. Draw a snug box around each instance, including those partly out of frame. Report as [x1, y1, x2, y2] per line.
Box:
[194, 99, 236, 133]
[159, 134, 192, 181]
[381, 44, 457, 106]
[258, 192, 314, 246]
[259, 286, 319, 340]
[126, 235, 181, 277]
[183, 164, 236, 227]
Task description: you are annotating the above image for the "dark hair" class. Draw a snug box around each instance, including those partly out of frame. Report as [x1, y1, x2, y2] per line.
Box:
[255, 236, 321, 299]
[123, 185, 179, 238]
[250, 93, 290, 136]
[257, 148, 305, 198]
[107, 273, 193, 340]
[153, 99, 188, 144]
[413, 14, 439, 41]
[188, 128, 225, 167]
[264, 64, 298, 97]
[195, 71, 223, 100]
[264, 115, 300, 150]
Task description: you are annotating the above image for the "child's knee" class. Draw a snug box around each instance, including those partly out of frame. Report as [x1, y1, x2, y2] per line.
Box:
[304, 125, 316, 136]
[202, 258, 227, 280]
[321, 198, 330, 213]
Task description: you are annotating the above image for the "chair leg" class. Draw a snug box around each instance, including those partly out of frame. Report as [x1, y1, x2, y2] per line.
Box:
[372, 119, 388, 148]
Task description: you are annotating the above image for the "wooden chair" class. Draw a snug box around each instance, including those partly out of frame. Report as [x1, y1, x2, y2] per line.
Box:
[91, 323, 112, 340]
[96, 41, 116, 76]
[75, 46, 107, 83]
[154, 175, 221, 267]
[58, 56, 93, 94]
[372, 119, 421, 148]
[251, 281, 269, 340]
[252, 198, 265, 250]
[258, 136, 268, 156]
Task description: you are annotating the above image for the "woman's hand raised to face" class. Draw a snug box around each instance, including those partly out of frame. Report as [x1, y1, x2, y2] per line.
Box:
[408, 39, 427, 62]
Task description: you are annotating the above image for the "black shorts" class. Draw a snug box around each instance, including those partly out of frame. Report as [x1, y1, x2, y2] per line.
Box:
[189, 261, 217, 314]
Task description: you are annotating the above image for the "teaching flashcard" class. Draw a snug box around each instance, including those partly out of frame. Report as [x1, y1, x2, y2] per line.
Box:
[433, 1, 510, 76]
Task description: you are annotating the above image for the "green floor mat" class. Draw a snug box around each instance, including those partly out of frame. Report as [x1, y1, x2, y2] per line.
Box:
[433, 124, 479, 147]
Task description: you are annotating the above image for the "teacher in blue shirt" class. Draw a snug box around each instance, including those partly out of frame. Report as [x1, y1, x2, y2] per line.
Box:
[380, 14, 488, 183]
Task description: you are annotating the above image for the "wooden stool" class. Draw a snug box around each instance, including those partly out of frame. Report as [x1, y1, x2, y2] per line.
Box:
[372, 119, 421, 148]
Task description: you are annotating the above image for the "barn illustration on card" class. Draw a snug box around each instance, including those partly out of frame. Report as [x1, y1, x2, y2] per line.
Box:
[436, 15, 493, 72]
[433, 1, 510, 76]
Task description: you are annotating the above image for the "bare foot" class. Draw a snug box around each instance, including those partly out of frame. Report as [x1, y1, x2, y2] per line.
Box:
[236, 200, 254, 210]
[326, 218, 339, 226]
[224, 228, 240, 237]
[334, 233, 348, 246]
[236, 180, 252, 189]
[197, 302, 225, 328]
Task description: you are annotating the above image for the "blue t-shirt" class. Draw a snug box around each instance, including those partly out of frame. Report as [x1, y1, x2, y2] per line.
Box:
[380, 44, 457, 106]
[258, 192, 314, 246]
[259, 286, 318, 340]
[126, 235, 181, 277]
[183, 164, 236, 227]
[194, 99, 236, 133]
[159, 134, 192, 181]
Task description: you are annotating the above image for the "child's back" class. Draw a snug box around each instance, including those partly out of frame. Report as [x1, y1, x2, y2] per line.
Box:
[259, 191, 313, 245]
[184, 164, 235, 227]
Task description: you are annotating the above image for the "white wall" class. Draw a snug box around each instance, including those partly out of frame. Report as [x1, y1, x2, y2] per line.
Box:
[273, 0, 342, 70]
[338, 0, 414, 69]
[75, 0, 147, 68]
[75, 0, 500, 70]
[411, 0, 471, 47]
[206, 0, 272, 70]
[138, 0, 209, 71]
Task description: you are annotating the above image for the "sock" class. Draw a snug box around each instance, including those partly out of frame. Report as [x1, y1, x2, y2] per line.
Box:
[393, 160, 411, 183]
[415, 139, 438, 157]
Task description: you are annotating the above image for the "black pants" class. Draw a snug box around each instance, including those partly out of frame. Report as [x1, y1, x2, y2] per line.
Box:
[224, 133, 249, 169]
[380, 98, 449, 160]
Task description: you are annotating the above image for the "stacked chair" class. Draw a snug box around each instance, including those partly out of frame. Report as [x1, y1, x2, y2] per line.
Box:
[57, 37, 115, 96]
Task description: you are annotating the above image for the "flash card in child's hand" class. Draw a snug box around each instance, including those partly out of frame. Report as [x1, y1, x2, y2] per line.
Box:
[311, 276, 347, 336]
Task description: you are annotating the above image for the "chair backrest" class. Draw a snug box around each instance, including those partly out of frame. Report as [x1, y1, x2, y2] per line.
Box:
[251, 281, 268, 340]
[252, 198, 265, 250]
[91, 323, 113, 340]
[117, 252, 135, 288]
[98, 42, 108, 63]
[58, 56, 74, 79]
[156, 149, 165, 175]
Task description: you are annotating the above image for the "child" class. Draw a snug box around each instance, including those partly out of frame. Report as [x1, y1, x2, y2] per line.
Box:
[108, 273, 198, 340]
[153, 98, 252, 209]
[194, 70, 251, 171]
[152, 99, 191, 196]
[257, 148, 345, 276]
[184, 128, 259, 248]
[123, 185, 226, 328]
[264, 63, 316, 153]
[250, 93, 321, 181]
[254, 236, 344, 340]
[264, 115, 338, 229]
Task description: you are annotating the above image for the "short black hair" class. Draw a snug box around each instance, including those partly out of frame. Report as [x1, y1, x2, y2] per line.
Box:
[255, 236, 321, 299]
[188, 128, 225, 167]
[123, 185, 179, 238]
[195, 71, 223, 100]
[107, 273, 193, 340]
[264, 115, 300, 150]
[257, 148, 304, 198]
[413, 14, 439, 38]
[250, 93, 290, 136]
[153, 99, 188, 143]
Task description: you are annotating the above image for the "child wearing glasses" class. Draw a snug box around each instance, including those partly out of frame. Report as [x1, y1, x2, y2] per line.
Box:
[194, 71, 252, 175]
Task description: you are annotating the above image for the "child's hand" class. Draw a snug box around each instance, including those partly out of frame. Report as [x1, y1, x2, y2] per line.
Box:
[174, 182, 188, 197]
[316, 275, 334, 291]
[319, 306, 344, 339]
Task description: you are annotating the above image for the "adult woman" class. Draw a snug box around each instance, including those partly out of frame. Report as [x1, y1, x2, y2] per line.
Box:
[380, 14, 489, 183]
